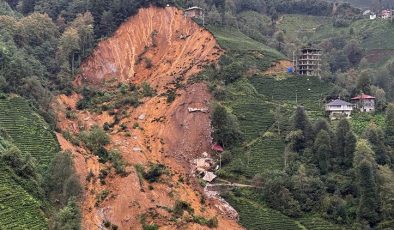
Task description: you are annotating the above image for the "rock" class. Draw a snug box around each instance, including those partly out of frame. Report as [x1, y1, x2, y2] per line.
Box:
[132, 147, 142, 152]
[138, 114, 146, 120]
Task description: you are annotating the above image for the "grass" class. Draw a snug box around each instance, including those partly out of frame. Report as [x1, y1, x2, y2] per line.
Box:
[205, 25, 349, 229]
[0, 95, 60, 229]
[250, 76, 333, 117]
[0, 96, 59, 168]
[0, 163, 47, 229]
[350, 112, 385, 136]
[278, 14, 394, 51]
[208, 25, 285, 58]
[298, 215, 345, 230]
[225, 192, 302, 230]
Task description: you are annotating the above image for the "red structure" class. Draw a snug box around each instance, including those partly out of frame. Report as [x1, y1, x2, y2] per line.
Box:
[351, 93, 376, 112]
[212, 144, 224, 152]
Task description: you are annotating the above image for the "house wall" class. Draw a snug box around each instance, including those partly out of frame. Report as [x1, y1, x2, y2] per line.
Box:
[329, 111, 352, 120]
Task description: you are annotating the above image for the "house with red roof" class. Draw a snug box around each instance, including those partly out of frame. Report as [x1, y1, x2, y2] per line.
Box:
[351, 93, 375, 112]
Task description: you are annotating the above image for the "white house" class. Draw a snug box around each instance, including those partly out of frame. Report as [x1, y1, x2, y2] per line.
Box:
[325, 99, 353, 120]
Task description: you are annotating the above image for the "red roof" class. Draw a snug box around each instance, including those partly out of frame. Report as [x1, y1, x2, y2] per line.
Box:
[212, 144, 224, 152]
[351, 93, 375, 100]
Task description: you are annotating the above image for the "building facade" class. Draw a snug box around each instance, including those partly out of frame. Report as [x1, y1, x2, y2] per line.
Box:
[294, 47, 322, 77]
[325, 99, 353, 119]
[184, 7, 204, 18]
[352, 94, 376, 112]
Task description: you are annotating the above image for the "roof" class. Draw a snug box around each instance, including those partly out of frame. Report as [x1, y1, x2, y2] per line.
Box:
[351, 93, 375, 100]
[212, 144, 224, 152]
[326, 99, 353, 106]
[202, 172, 217, 182]
[185, 6, 203, 11]
[301, 47, 322, 52]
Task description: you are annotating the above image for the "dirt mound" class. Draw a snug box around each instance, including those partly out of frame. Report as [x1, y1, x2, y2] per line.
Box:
[263, 60, 293, 75]
[54, 6, 242, 230]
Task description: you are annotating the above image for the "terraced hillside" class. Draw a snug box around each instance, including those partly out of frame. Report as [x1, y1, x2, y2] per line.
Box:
[0, 96, 60, 229]
[208, 25, 341, 230]
[0, 163, 47, 229]
[0, 96, 59, 167]
[225, 193, 301, 230]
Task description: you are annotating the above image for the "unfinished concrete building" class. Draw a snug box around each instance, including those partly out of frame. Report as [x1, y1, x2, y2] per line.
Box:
[294, 47, 322, 77]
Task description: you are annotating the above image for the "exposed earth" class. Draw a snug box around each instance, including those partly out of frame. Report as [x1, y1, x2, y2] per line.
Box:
[54, 6, 242, 230]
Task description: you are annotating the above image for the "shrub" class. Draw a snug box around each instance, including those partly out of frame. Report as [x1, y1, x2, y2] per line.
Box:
[141, 82, 154, 97]
[65, 109, 77, 120]
[211, 104, 244, 148]
[108, 151, 127, 176]
[144, 58, 153, 69]
[143, 164, 167, 183]
[173, 200, 194, 217]
[46, 151, 82, 205]
[96, 189, 110, 206]
[79, 125, 110, 158]
[166, 89, 176, 103]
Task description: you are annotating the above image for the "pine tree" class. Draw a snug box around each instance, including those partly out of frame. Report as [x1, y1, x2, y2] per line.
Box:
[384, 104, 394, 147]
[364, 124, 391, 165]
[356, 159, 380, 226]
[343, 131, 356, 168]
[293, 106, 314, 149]
[314, 130, 331, 174]
[335, 118, 355, 168]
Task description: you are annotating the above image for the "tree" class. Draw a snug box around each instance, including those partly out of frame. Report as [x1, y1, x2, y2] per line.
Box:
[344, 40, 363, 66]
[314, 130, 331, 174]
[70, 12, 94, 59]
[51, 197, 81, 230]
[58, 27, 80, 76]
[293, 106, 314, 150]
[377, 165, 394, 225]
[313, 118, 330, 134]
[211, 104, 244, 148]
[291, 164, 325, 212]
[385, 104, 394, 147]
[356, 159, 380, 226]
[46, 151, 82, 205]
[364, 124, 391, 165]
[262, 171, 301, 217]
[371, 86, 386, 112]
[79, 125, 110, 154]
[334, 119, 356, 168]
[356, 70, 373, 95]
[271, 106, 284, 135]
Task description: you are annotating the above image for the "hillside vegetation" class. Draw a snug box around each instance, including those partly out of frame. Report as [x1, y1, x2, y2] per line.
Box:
[0, 96, 61, 228]
[0, 97, 59, 167]
[199, 2, 394, 228]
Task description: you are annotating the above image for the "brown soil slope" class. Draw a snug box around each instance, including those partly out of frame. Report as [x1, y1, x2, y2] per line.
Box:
[55, 6, 242, 230]
[76, 6, 221, 88]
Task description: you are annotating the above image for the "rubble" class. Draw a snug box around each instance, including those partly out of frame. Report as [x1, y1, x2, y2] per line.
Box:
[188, 107, 208, 113]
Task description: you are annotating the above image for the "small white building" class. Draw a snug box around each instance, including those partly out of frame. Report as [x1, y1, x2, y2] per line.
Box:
[184, 7, 204, 18]
[351, 94, 375, 112]
[325, 99, 353, 120]
[381, 9, 392, 19]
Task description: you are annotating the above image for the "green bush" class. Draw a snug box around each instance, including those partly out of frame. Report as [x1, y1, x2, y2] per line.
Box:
[173, 200, 194, 217]
[141, 82, 154, 97]
[143, 164, 167, 183]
